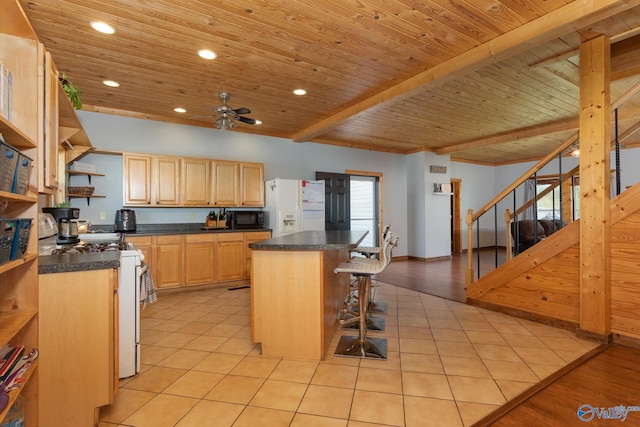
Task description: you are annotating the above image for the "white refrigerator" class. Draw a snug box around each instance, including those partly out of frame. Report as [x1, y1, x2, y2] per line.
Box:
[265, 178, 325, 237]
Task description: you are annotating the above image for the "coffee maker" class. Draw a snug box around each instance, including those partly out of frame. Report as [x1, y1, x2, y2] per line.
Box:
[41, 207, 80, 244]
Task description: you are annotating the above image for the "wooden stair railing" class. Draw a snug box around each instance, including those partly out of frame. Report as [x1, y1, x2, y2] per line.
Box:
[466, 83, 640, 286]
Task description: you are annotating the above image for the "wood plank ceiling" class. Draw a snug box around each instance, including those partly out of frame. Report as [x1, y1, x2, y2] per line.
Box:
[19, 0, 640, 165]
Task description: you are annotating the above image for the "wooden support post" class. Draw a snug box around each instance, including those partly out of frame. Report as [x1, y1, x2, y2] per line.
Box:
[578, 35, 612, 341]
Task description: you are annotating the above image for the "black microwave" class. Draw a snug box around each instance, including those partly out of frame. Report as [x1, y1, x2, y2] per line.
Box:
[228, 210, 265, 229]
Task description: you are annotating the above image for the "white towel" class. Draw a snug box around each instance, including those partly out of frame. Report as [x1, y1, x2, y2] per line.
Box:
[140, 261, 157, 308]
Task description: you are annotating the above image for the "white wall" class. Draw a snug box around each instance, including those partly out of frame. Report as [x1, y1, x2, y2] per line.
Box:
[67, 111, 640, 257]
[71, 112, 410, 255]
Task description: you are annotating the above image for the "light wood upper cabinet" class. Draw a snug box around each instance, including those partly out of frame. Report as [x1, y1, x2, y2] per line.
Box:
[123, 153, 264, 208]
[211, 160, 240, 206]
[154, 156, 180, 205]
[123, 154, 180, 206]
[39, 49, 59, 193]
[240, 162, 264, 207]
[181, 158, 210, 205]
[123, 154, 152, 205]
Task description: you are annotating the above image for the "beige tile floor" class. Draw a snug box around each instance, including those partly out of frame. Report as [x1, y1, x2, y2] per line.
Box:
[99, 282, 599, 427]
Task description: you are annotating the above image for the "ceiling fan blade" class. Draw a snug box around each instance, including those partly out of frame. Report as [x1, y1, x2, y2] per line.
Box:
[233, 107, 251, 115]
[237, 116, 257, 125]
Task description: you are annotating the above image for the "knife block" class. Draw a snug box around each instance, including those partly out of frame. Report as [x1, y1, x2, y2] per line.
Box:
[205, 218, 226, 229]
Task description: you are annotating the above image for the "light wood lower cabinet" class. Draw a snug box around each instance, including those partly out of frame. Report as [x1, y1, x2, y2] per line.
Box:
[39, 268, 118, 427]
[216, 233, 245, 281]
[245, 231, 272, 278]
[185, 234, 216, 285]
[154, 235, 183, 288]
[127, 231, 270, 289]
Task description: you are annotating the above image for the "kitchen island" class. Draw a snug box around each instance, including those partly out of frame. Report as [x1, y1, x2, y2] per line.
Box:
[249, 230, 367, 360]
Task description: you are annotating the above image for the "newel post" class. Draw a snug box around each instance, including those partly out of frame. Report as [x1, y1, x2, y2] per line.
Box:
[465, 209, 474, 286]
[504, 209, 513, 261]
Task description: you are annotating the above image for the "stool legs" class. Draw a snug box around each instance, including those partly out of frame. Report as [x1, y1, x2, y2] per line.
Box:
[334, 274, 387, 359]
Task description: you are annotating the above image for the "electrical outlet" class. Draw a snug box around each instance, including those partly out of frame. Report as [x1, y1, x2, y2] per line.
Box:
[190, 212, 195, 220]
[100, 211, 107, 220]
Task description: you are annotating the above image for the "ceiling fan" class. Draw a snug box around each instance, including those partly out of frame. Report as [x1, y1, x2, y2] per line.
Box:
[198, 92, 257, 130]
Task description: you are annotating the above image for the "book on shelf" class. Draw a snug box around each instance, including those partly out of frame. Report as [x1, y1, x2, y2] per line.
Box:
[0, 60, 12, 121]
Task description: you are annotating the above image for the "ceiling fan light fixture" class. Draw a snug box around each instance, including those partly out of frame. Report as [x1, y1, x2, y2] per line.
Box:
[198, 49, 217, 60]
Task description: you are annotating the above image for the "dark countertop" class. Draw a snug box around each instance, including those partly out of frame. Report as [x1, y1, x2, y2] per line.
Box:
[87, 223, 269, 237]
[39, 251, 120, 274]
[249, 230, 367, 251]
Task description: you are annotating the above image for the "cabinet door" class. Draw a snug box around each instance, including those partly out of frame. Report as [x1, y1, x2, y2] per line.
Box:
[154, 156, 180, 205]
[181, 158, 210, 206]
[211, 160, 239, 206]
[216, 233, 245, 281]
[40, 50, 59, 193]
[184, 234, 216, 285]
[240, 162, 264, 207]
[154, 236, 183, 288]
[123, 154, 152, 205]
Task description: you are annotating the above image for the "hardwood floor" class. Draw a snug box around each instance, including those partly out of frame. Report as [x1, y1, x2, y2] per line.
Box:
[377, 248, 507, 303]
[476, 344, 640, 426]
[378, 252, 640, 427]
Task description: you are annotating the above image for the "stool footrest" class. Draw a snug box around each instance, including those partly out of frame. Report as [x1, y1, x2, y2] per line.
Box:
[342, 315, 385, 331]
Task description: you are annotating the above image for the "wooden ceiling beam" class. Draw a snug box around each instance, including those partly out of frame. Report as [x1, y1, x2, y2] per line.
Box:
[291, 0, 636, 143]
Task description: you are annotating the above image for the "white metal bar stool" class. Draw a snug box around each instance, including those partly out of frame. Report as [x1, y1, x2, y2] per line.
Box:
[346, 225, 392, 315]
[333, 233, 398, 359]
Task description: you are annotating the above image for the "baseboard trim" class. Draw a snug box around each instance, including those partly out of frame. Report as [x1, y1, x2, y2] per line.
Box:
[576, 328, 614, 344]
[406, 255, 453, 262]
[466, 298, 580, 333]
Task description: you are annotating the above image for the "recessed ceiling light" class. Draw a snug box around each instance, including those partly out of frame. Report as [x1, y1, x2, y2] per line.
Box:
[90, 21, 115, 34]
[255, 120, 262, 125]
[103, 80, 120, 87]
[198, 49, 217, 60]
[293, 89, 307, 96]
[174, 107, 186, 113]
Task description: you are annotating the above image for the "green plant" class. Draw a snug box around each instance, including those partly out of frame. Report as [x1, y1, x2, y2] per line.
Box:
[59, 72, 82, 110]
[53, 201, 71, 208]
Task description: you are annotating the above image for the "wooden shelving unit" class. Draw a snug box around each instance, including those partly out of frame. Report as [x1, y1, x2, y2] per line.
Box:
[66, 170, 105, 204]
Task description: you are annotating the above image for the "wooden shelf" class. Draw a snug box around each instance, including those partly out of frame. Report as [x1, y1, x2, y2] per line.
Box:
[66, 170, 104, 177]
[0, 119, 37, 150]
[0, 308, 37, 348]
[0, 190, 37, 204]
[0, 358, 38, 422]
[0, 254, 37, 275]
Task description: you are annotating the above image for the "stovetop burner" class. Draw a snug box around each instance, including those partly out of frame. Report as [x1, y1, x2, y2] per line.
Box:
[53, 241, 133, 255]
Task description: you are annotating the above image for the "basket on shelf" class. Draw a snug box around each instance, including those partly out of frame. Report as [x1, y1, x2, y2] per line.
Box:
[68, 186, 94, 196]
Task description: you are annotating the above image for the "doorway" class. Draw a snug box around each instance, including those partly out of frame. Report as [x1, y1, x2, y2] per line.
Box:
[451, 178, 462, 253]
[316, 170, 383, 247]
